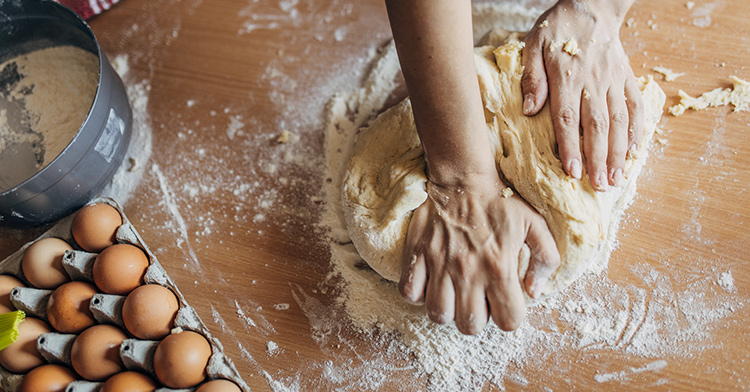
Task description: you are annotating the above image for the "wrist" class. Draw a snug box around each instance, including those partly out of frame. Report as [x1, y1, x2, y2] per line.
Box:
[425, 158, 502, 190]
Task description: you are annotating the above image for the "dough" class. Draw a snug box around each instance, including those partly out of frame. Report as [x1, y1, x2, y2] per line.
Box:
[669, 75, 750, 116]
[341, 31, 666, 296]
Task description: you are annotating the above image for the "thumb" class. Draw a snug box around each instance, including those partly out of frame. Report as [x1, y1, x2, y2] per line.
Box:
[521, 39, 548, 116]
[522, 216, 560, 298]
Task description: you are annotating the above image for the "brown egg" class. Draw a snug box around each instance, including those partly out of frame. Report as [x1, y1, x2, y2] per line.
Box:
[196, 379, 242, 392]
[122, 284, 179, 340]
[46, 281, 98, 333]
[0, 317, 51, 373]
[93, 243, 149, 295]
[100, 371, 158, 392]
[0, 274, 24, 312]
[154, 330, 212, 388]
[17, 364, 78, 392]
[22, 237, 72, 289]
[70, 324, 127, 381]
[72, 203, 122, 252]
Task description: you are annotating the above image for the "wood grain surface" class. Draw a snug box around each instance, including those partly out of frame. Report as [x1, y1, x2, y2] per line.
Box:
[1, 0, 748, 390]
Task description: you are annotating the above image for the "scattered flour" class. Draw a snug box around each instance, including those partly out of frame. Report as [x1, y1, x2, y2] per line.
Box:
[718, 271, 736, 293]
[594, 360, 668, 383]
[100, 53, 154, 206]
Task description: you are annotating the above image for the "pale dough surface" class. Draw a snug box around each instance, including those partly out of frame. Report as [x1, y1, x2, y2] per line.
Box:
[342, 31, 666, 296]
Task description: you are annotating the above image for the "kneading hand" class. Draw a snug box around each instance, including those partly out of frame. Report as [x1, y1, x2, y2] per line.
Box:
[521, 0, 644, 190]
[399, 175, 560, 335]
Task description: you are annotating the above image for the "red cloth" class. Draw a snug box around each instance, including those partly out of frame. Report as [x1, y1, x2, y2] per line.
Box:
[54, 0, 121, 20]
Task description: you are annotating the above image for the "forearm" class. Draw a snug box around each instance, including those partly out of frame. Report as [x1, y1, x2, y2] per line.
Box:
[385, 0, 497, 187]
[558, 0, 636, 24]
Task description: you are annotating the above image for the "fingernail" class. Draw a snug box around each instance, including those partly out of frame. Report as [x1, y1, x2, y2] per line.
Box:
[596, 171, 607, 191]
[523, 93, 535, 114]
[569, 159, 582, 179]
[612, 168, 624, 187]
[627, 143, 638, 159]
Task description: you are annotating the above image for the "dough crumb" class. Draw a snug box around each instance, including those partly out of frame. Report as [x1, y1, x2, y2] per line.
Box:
[501, 187, 513, 198]
[583, 90, 591, 100]
[669, 76, 750, 116]
[686, 1, 695, 10]
[626, 17, 636, 28]
[277, 130, 290, 143]
[549, 40, 563, 52]
[563, 39, 581, 56]
[274, 303, 291, 310]
[652, 66, 686, 82]
[538, 19, 549, 28]
[276, 129, 299, 143]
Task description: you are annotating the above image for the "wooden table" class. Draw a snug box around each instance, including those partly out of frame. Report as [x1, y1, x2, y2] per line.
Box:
[1, 0, 748, 390]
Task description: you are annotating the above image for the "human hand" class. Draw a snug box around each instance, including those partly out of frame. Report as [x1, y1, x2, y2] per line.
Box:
[521, 0, 643, 190]
[399, 175, 560, 335]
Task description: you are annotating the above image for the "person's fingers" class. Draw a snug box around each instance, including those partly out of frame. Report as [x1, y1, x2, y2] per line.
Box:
[624, 75, 645, 159]
[399, 252, 427, 305]
[522, 215, 561, 299]
[400, 207, 431, 304]
[521, 39, 549, 116]
[580, 87, 610, 191]
[549, 80, 583, 179]
[606, 87, 629, 187]
[425, 272, 455, 325]
[454, 280, 489, 335]
[486, 278, 526, 331]
[485, 244, 526, 331]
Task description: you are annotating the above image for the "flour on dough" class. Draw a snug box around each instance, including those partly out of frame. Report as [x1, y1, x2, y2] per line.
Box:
[341, 31, 666, 297]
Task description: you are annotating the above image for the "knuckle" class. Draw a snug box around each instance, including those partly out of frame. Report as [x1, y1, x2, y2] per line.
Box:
[557, 107, 579, 129]
[588, 113, 609, 136]
[521, 71, 541, 89]
[610, 111, 628, 127]
[486, 260, 513, 283]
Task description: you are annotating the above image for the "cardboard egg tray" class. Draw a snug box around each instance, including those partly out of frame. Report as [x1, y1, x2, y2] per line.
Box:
[0, 198, 248, 392]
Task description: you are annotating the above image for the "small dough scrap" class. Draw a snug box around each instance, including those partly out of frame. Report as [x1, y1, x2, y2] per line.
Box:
[669, 76, 750, 116]
[342, 31, 666, 296]
[652, 66, 686, 82]
[563, 39, 581, 56]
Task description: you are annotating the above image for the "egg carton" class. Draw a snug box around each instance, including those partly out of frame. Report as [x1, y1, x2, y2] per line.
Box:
[0, 198, 248, 392]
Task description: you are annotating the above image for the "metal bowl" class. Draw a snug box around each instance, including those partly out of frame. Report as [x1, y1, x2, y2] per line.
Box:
[0, 0, 132, 227]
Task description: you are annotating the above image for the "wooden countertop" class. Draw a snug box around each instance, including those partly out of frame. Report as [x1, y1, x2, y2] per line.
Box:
[1, 0, 748, 390]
